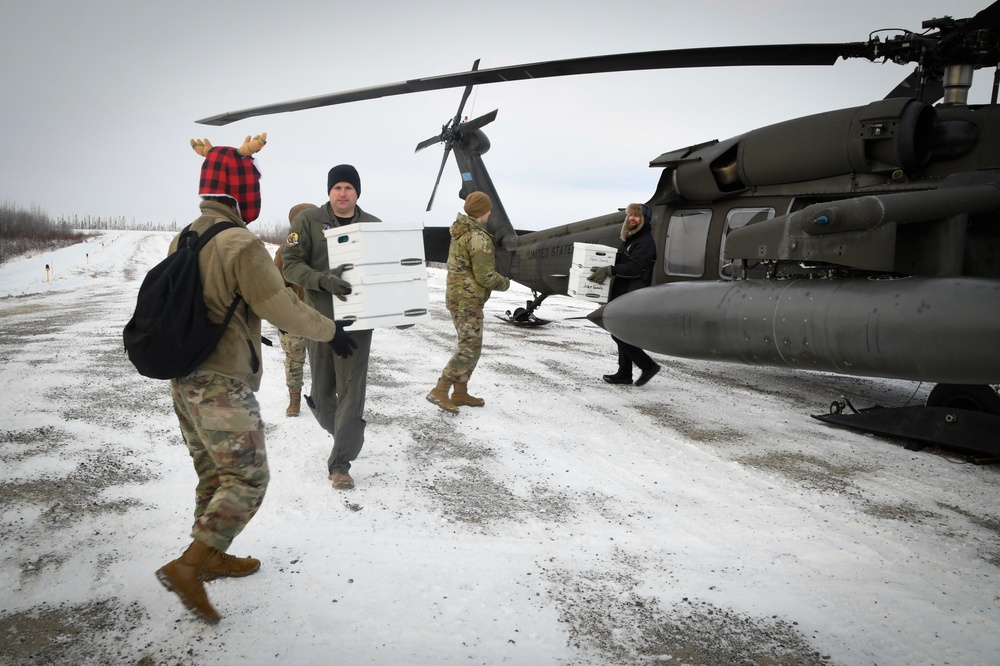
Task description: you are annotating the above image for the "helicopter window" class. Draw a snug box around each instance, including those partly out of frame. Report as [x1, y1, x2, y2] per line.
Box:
[719, 207, 775, 279]
[665, 209, 712, 277]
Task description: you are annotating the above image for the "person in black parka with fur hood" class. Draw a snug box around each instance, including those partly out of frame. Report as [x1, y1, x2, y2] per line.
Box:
[587, 202, 662, 387]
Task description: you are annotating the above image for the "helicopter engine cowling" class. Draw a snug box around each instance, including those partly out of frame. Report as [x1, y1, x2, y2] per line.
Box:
[671, 99, 936, 201]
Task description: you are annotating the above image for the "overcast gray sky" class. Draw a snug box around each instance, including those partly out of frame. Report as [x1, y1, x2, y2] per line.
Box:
[1, 0, 993, 231]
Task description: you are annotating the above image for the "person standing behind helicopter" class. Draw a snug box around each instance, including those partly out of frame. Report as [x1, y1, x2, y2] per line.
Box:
[587, 202, 661, 386]
[426, 191, 510, 413]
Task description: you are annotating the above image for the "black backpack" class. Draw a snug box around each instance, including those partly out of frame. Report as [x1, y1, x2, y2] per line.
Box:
[123, 221, 242, 379]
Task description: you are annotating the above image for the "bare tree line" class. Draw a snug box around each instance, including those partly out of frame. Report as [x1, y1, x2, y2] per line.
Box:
[56, 213, 180, 232]
[61, 210, 288, 243]
[1, 201, 289, 264]
[0, 202, 92, 264]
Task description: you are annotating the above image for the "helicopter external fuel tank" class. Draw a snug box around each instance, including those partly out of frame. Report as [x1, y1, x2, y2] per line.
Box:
[588, 276, 1000, 385]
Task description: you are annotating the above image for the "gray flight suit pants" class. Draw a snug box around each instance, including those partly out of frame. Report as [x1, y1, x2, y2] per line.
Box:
[305, 328, 373, 474]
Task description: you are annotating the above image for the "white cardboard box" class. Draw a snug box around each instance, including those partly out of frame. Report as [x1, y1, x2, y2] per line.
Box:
[571, 242, 617, 270]
[567, 242, 617, 304]
[325, 222, 427, 277]
[324, 222, 430, 329]
[568, 265, 612, 303]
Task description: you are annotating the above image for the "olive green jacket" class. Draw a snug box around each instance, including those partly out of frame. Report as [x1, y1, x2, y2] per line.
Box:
[280, 202, 381, 320]
[446, 213, 510, 312]
[170, 201, 336, 390]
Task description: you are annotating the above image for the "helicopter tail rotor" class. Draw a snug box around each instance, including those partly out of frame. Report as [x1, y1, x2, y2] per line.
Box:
[417, 108, 500, 212]
[415, 59, 482, 211]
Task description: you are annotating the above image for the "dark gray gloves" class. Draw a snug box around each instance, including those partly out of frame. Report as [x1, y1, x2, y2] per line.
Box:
[587, 265, 613, 284]
[328, 320, 358, 358]
[318, 264, 352, 301]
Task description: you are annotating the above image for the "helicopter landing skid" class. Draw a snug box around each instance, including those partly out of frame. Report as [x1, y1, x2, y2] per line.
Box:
[495, 307, 549, 327]
[812, 402, 1000, 459]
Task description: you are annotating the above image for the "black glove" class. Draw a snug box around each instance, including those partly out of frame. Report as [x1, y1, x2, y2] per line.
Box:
[318, 264, 352, 301]
[587, 265, 613, 284]
[327, 320, 358, 358]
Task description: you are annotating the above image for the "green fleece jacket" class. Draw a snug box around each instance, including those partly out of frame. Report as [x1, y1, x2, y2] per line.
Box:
[280, 202, 381, 320]
[169, 201, 336, 391]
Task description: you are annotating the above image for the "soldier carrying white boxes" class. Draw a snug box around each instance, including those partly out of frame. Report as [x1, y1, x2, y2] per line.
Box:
[281, 164, 380, 491]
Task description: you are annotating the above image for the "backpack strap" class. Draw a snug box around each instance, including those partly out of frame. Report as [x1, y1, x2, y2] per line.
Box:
[187, 220, 244, 327]
[192, 220, 240, 251]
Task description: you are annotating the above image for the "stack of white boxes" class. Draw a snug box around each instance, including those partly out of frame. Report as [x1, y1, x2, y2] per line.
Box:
[324, 222, 430, 329]
[567, 242, 617, 304]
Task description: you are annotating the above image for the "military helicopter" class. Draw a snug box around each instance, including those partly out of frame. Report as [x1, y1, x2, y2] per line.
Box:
[197, 3, 1000, 455]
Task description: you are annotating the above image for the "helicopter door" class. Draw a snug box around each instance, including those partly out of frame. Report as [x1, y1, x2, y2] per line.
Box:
[719, 207, 775, 279]
[664, 209, 712, 278]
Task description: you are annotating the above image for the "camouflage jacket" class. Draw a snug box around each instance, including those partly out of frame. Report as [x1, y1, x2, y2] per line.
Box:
[273, 245, 304, 302]
[446, 213, 510, 312]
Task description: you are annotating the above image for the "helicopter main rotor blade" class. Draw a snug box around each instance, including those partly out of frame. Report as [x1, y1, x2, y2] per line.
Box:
[196, 43, 863, 125]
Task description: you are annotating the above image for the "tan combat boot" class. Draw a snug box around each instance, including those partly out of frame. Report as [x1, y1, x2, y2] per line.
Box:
[286, 388, 301, 417]
[329, 469, 355, 490]
[156, 540, 221, 623]
[451, 382, 485, 407]
[426, 377, 459, 413]
[202, 551, 261, 581]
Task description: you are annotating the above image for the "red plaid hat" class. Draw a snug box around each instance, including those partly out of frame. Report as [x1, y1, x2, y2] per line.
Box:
[198, 147, 262, 223]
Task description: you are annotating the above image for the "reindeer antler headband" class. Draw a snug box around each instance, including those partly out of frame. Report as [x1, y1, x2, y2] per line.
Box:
[191, 133, 267, 158]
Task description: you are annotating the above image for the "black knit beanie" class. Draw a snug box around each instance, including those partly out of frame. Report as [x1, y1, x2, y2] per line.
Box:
[327, 164, 361, 197]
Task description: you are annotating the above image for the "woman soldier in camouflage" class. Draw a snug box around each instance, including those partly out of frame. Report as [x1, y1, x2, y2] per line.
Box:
[426, 191, 510, 413]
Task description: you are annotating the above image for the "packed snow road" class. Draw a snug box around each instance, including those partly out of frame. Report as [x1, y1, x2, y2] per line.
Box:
[1, 231, 998, 665]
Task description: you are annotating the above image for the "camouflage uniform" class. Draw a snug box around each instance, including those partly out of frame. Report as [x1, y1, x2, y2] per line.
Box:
[171, 371, 269, 552]
[278, 330, 307, 389]
[442, 212, 510, 382]
[274, 245, 308, 390]
[154, 144, 336, 624]
[167, 201, 336, 552]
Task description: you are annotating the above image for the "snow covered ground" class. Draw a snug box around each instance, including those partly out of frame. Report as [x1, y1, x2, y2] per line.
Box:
[1, 230, 998, 665]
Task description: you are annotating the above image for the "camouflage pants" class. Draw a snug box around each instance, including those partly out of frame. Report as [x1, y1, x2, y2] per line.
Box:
[170, 369, 269, 553]
[442, 308, 484, 384]
[279, 330, 307, 389]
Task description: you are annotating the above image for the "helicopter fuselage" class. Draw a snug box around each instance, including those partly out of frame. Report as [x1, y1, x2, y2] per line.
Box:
[485, 99, 1000, 386]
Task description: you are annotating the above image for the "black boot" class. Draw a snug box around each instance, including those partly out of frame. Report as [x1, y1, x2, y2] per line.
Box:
[635, 364, 661, 387]
[602, 371, 633, 385]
